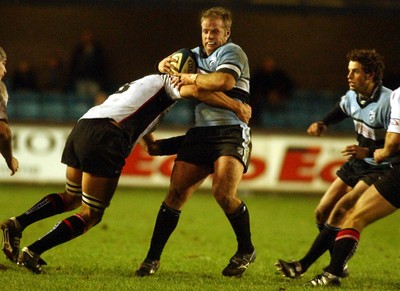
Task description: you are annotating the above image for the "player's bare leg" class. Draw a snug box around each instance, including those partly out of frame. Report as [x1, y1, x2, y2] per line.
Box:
[136, 161, 209, 276]
[212, 156, 256, 277]
[17, 169, 119, 273]
[1, 167, 82, 263]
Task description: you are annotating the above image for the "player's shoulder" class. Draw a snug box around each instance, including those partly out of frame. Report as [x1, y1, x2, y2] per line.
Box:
[380, 85, 393, 98]
[391, 87, 400, 101]
[220, 42, 246, 54]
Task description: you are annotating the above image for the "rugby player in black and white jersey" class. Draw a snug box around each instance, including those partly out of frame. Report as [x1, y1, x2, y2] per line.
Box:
[0, 46, 18, 176]
[309, 87, 400, 286]
[0, 72, 251, 274]
[136, 7, 256, 278]
[276, 49, 394, 279]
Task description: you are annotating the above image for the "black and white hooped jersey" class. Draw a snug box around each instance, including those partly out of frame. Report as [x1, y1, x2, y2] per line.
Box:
[340, 85, 392, 149]
[388, 87, 400, 134]
[191, 41, 250, 127]
[0, 81, 8, 122]
[81, 74, 182, 145]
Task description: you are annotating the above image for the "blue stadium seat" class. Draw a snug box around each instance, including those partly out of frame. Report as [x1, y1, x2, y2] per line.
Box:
[40, 93, 67, 121]
[12, 91, 41, 120]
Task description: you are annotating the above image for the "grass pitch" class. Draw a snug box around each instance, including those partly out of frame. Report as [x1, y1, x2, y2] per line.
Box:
[1, 184, 400, 290]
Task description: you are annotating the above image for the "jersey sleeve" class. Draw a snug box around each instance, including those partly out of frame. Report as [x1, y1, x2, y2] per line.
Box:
[387, 88, 400, 134]
[215, 44, 246, 81]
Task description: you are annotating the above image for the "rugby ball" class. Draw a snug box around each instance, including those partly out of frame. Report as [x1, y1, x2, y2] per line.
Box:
[170, 48, 197, 74]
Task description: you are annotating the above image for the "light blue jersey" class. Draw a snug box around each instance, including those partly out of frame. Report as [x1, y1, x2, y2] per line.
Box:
[191, 41, 250, 127]
[339, 85, 393, 165]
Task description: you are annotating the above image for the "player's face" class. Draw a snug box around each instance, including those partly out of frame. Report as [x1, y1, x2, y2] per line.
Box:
[201, 17, 230, 56]
[0, 59, 6, 81]
[347, 61, 374, 96]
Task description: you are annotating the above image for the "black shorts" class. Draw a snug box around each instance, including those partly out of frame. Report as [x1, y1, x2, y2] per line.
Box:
[176, 125, 252, 173]
[374, 162, 400, 208]
[61, 118, 132, 178]
[336, 158, 389, 188]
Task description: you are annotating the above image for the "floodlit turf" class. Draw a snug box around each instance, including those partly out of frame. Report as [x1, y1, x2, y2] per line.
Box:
[1, 184, 400, 290]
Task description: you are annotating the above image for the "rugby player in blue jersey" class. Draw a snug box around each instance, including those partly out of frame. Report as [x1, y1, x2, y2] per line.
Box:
[276, 49, 393, 281]
[136, 7, 255, 277]
[309, 87, 400, 286]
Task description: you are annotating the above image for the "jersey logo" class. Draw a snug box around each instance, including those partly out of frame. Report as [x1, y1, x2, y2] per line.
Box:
[369, 111, 376, 123]
[209, 57, 217, 68]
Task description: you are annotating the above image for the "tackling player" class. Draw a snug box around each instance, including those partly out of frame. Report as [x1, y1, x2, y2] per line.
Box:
[0, 73, 250, 274]
[0, 46, 18, 176]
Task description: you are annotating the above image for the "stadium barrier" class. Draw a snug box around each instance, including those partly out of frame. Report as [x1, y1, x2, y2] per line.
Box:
[0, 124, 355, 193]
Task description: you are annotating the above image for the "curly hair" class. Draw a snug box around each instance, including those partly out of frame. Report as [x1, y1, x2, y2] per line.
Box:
[347, 49, 385, 84]
[200, 7, 232, 32]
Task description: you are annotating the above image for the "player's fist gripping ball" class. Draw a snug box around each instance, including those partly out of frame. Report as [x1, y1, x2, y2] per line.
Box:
[171, 48, 197, 74]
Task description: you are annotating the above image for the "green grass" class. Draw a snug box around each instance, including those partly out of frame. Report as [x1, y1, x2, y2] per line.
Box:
[1, 184, 400, 290]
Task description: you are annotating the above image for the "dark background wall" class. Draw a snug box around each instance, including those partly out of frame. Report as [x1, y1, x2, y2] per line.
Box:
[1, 2, 399, 92]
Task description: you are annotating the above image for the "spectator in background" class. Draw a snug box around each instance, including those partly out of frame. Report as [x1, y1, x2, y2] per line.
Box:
[250, 56, 294, 126]
[69, 28, 107, 99]
[94, 90, 108, 105]
[42, 54, 65, 93]
[10, 60, 39, 92]
[0, 46, 19, 176]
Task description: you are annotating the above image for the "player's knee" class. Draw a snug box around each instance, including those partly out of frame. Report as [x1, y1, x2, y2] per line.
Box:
[314, 207, 327, 225]
[165, 187, 187, 209]
[81, 192, 109, 228]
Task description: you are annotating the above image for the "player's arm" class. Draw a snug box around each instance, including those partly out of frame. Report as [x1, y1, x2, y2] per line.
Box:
[307, 102, 348, 136]
[179, 84, 251, 124]
[374, 132, 400, 163]
[140, 133, 186, 156]
[175, 72, 235, 91]
[0, 120, 18, 175]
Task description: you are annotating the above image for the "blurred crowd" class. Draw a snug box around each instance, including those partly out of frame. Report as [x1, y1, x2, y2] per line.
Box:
[7, 28, 108, 106]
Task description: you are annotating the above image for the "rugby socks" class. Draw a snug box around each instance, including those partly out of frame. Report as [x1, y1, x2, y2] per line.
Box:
[28, 214, 86, 255]
[227, 202, 254, 254]
[299, 224, 340, 272]
[326, 228, 360, 277]
[16, 193, 66, 230]
[145, 202, 181, 261]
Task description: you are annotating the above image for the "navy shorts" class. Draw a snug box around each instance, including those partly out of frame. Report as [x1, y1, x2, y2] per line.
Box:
[61, 118, 132, 178]
[336, 158, 389, 188]
[176, 125, 252, 173]
[374, 162, 400, 208]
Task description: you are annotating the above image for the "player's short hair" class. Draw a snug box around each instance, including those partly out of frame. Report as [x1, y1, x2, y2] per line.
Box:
[200, 7, 232, 32]
[347, 49, 385, 84]
[0, 46, 6, 61]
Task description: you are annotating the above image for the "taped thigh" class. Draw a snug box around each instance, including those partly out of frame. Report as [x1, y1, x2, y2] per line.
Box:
[82, 192, 110, 212]
[65, 178, 82, 197]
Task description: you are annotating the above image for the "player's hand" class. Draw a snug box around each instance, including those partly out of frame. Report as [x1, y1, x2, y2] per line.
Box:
[307, 122, 326, 136]
[158, 56, 179, 75]
[172, 73, 196, 89]
[236, 103, 252, 124]
[8, 156, 19, 176]
[341, 144, 368, 160]
[374, 148, 386, 164]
